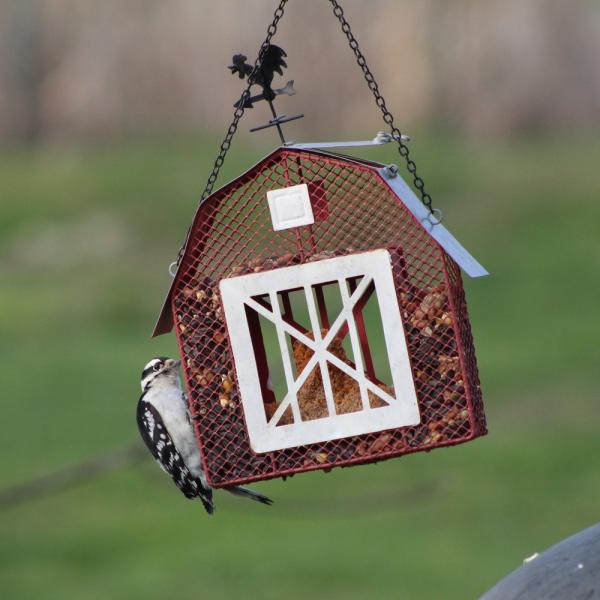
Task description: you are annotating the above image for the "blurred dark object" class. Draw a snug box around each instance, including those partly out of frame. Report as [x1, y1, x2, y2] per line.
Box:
[480, 523, 600, 600]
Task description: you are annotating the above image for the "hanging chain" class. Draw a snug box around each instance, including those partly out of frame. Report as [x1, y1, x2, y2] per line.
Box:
[200, 0, 289, 202]
[170, 0, 434, 275]
[170, 0, 289, 275]
[328, 0, 434, 214]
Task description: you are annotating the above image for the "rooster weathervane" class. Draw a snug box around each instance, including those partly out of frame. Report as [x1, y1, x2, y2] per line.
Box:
[229, 44, 303, 144]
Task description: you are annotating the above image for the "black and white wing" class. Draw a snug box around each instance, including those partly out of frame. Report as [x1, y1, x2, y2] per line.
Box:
[136, 399, 214, 514]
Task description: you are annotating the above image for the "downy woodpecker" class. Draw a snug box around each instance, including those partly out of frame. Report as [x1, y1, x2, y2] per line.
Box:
[137, 357, 272, 514]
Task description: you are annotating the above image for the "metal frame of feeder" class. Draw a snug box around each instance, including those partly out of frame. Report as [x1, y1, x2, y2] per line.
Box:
[154, 146, 488, 488]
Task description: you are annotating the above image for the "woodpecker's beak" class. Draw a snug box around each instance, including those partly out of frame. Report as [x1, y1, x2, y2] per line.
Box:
[165, 359, 181, 370]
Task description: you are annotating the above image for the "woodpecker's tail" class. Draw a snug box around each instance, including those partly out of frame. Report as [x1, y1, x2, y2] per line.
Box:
[200, 496, 215, 514]
[197, 488, 215, 515]
[226, 486, 273, 506]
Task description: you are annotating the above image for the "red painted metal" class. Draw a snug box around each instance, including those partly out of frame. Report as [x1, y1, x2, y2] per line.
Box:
[244, 304, 275, 411]
[170, 147, 486, 487]
[313, 284, 330, 330]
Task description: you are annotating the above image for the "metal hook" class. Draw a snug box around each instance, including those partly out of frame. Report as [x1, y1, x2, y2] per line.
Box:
[421, 208, 443, 231]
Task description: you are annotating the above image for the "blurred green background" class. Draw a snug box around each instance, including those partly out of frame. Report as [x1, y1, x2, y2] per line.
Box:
[1, 1, 599, 599]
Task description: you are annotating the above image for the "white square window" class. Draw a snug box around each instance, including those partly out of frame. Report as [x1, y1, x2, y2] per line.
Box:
[267, 183, 315, 231]
[220, 249, 420, 453]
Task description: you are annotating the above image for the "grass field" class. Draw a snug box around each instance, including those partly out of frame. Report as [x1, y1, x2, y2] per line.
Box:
[1, 134, 599, 599]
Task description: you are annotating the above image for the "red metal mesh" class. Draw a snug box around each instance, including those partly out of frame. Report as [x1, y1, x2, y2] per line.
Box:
[172, 149, 486, 487]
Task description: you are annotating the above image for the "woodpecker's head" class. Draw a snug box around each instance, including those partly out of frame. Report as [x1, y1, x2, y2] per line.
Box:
[141, 357, 181, 391]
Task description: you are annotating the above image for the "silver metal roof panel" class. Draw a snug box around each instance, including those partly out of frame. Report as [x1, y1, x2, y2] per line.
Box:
[376, 166, 489, 278]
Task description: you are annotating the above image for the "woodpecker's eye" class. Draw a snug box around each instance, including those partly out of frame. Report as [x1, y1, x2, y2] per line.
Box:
[153, 363, 162, 372]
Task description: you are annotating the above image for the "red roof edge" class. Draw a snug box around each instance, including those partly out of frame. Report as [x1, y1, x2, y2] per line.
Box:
[152, 294, 174, 337]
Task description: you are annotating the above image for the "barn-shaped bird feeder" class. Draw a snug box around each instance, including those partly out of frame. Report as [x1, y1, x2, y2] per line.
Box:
[152, 25, 488, 487]
[153, 143, 488, 487]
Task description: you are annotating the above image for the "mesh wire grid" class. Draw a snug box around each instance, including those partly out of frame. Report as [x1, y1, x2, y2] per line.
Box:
[171, 148, 486, 487]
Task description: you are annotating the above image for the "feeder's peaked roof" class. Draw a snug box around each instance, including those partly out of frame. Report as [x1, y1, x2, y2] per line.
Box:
[153, 145, 488, 337]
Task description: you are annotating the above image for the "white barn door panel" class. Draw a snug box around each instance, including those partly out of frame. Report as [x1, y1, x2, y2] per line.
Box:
[220, 250, 420, 453]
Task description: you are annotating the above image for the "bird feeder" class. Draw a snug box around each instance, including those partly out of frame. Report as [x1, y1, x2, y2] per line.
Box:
[152, 15, 488, 488]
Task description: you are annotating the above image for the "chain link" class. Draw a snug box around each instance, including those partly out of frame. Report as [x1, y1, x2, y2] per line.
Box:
[171, 0, 289, 274]
[328, 0, 434, 214]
